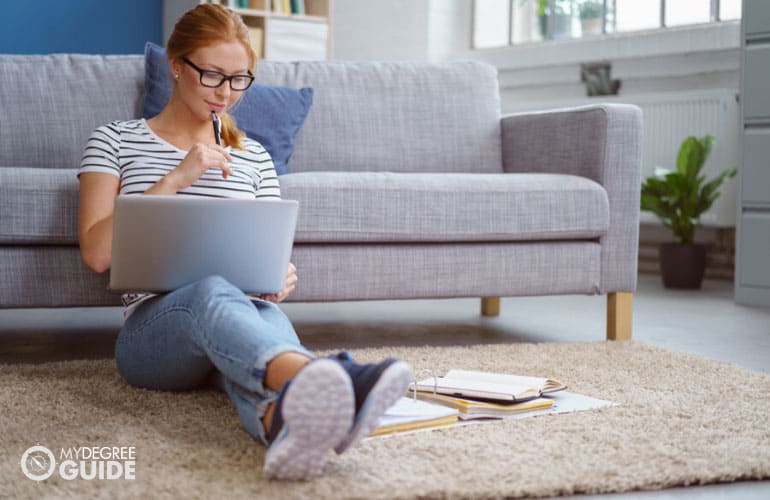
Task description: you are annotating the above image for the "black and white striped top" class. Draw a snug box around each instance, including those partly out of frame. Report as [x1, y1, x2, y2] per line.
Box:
[79, 118, 280, 198]
[78, 118, 281, 316]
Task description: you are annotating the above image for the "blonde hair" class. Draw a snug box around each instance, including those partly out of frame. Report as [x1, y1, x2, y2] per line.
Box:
[166, 3, 257, 150]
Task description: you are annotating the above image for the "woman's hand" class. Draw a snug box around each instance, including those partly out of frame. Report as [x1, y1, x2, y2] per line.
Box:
[150, 143, 233, 194]
[260, 262, 297, 303]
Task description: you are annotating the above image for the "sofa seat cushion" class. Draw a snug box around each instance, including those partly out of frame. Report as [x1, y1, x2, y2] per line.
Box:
[0, 169, 608, 245]
[282, 172, 609, 243]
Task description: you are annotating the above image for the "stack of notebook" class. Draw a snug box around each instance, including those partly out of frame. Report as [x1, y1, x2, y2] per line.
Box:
[371, 369, 569, 436]
[408, 369, 567, 420]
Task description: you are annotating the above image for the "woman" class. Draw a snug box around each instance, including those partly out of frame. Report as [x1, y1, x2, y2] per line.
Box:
[77, 3, 411, 481]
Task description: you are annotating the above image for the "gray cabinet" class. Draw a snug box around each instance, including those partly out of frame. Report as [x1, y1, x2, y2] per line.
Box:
[736, 0, 770, 306]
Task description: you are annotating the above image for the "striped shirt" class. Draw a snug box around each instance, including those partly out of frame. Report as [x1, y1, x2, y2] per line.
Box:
[78, 118, 281, 316]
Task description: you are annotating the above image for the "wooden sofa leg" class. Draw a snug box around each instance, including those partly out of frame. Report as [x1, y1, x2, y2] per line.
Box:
[606, 292, 633, 341]
[481, 297, 501, 316]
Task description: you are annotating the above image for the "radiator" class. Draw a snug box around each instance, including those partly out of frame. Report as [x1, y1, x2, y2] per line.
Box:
[628, 90, 739, 227]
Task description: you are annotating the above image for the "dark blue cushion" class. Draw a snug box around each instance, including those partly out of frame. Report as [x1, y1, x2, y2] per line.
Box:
[142, 42, 313, 175]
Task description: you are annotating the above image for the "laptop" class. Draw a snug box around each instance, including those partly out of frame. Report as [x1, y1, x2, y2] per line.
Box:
[109, 195, 299, 294]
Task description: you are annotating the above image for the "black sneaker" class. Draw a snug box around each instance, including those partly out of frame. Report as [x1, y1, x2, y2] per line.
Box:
[263, 359, 354, 480]
[330, 352, 412, 454]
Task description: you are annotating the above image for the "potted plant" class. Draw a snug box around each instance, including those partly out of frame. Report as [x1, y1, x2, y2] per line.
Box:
[640, 135, 736, 289]
[579, 1, 603, 35]
[532, 0, 573, 40]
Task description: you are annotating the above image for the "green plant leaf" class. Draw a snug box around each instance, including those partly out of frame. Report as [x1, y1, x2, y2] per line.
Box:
[640, 134, 732, 243]
[676, 136, 705, 185]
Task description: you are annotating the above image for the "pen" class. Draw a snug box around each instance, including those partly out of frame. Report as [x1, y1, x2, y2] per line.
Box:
[211, 111, 221, 146]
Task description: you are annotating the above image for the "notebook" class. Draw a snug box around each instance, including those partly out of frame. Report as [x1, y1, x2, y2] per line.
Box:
[109, 195, 298, 294]
[410, 369, 567, 403]
[412, 393, 554, 420]
[370, 397, 460, 437]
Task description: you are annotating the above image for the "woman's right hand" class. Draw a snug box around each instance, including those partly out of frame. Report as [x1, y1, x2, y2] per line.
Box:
[169, 143, 233, 190]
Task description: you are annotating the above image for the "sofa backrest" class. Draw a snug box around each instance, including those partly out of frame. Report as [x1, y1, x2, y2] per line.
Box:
[0, 54, 144, 169]
[0, 55, 503, 174]
[255, 60, 503, 174]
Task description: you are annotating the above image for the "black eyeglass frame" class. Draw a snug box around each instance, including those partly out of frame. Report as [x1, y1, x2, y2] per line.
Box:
[181, 57, 255, 91]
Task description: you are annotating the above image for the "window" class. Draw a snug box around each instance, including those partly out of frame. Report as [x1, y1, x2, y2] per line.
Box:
[472, 0, 742, 48]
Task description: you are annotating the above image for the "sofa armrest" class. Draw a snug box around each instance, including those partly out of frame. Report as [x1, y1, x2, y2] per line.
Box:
[501, 104, 643, 293]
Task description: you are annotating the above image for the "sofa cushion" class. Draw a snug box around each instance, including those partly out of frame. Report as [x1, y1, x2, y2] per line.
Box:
[142, 42, 314, 175]
[254, 61, 503, 175]
[0, 54, 144, 170]
[0, 170, 607, 245]
[281, 172, 609, 243]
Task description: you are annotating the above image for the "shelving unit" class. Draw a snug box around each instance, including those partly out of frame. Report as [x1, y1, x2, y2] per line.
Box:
[205, 0, 332, 61]
[736, 0, 770, 306]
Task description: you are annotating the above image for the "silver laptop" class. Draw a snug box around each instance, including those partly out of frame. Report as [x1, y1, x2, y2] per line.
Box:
[109, 195, 298, 294]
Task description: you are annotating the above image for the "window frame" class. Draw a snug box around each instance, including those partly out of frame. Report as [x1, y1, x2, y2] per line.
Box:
[472, 0, 734, 49]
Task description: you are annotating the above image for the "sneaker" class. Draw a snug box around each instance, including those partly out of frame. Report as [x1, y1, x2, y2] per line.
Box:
[263, 358, 354, 480]
[331, 352, 413, 454]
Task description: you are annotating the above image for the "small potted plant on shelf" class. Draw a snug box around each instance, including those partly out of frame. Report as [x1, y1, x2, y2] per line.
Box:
[579, 1, 603, 35]
[532, 0, 573, 40]
[640, 134, 736, 289]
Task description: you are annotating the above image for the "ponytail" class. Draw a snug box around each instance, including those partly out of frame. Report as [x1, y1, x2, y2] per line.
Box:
[219, 112, 245, 150]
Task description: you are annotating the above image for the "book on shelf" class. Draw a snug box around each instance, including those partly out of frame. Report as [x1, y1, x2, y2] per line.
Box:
[410, 369, 567, 403]
[247, 27, 264, 59]
[413, 392, 554, 420]
[370, 397, 459, 437]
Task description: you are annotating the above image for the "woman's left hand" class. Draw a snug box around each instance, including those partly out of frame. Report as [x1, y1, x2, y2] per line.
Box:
[259, 262, 297, 303]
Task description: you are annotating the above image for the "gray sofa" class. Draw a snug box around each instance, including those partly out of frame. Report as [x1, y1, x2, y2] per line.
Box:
[0, 54, 642, 340]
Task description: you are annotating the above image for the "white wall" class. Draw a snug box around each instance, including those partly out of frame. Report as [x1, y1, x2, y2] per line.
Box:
[332, 0, 431, 61]
[459, 22, 741, 113]
[331, 0, 470, 61]
[163, 0, 198, 45]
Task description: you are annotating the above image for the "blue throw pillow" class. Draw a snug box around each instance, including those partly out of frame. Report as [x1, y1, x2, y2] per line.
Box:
[142, 42, 313, 175]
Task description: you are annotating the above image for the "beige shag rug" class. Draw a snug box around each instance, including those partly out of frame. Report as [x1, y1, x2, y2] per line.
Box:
[1, 341, 769, 499]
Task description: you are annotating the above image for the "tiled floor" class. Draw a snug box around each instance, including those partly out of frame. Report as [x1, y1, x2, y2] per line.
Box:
[1, 274, 768, 497]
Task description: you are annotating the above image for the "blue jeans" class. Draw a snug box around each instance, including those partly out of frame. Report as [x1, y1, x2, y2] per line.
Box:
[114, 275, 313, 445]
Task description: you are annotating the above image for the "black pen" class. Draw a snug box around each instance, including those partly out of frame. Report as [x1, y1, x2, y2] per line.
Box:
[211, 111, 221, 146]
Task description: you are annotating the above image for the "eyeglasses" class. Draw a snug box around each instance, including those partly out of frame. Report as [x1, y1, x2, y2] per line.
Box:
[181, 57, 254, 91]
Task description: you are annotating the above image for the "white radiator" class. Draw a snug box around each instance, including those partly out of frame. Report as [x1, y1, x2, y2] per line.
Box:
[507, 89, 740, 227]
[629, 90, 739, 227]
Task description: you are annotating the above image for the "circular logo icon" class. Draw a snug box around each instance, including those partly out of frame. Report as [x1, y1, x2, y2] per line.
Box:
[20, 445, 56, 481]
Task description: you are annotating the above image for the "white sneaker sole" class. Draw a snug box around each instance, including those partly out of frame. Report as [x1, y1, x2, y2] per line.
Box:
[263, 359, 354, 480]
[334, 360, 412, 454]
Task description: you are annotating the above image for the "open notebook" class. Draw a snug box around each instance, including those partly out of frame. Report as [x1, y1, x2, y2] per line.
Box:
[370, 397, 459, 437]
[410, 369, 567, 403]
